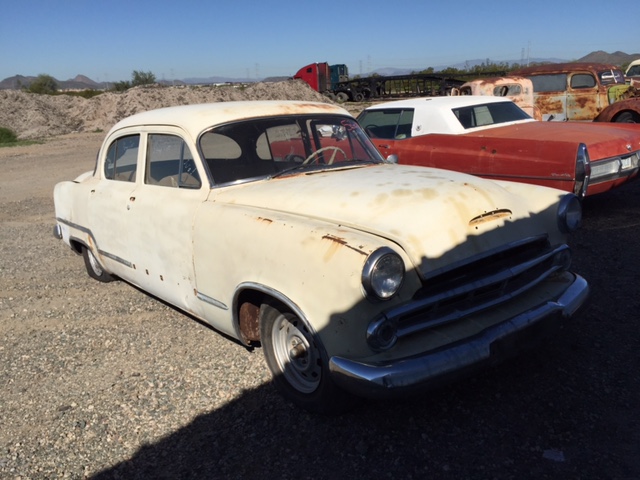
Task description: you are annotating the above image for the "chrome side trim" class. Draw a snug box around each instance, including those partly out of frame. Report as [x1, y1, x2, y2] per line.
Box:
[196, 292, 228, 310]
[55, 217, 133, 269]
[97, 250, 133, 269]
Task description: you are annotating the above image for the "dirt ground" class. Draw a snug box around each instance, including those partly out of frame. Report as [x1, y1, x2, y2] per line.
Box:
[0, 87, 639, 479]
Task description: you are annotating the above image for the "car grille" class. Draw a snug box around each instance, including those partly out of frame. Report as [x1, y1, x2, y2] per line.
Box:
[384, 235, 568, 339]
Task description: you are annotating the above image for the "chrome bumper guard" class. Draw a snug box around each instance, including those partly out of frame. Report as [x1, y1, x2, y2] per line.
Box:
[329, 273, 589, 399]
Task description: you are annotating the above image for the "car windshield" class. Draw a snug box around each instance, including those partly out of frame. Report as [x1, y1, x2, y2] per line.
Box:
[199, 114, 383, 185]
[452, 101, 531, 129]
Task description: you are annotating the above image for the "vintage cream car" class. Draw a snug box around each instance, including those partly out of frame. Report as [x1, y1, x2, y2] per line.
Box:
[53, 101, 589, 413]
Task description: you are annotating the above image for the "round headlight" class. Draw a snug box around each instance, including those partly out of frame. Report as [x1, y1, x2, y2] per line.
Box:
[362, 247, 405, 300]
[558, 194, 582, 233]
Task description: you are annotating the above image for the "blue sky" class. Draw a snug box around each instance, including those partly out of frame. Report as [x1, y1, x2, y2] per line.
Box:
[1, 0, 638, 83]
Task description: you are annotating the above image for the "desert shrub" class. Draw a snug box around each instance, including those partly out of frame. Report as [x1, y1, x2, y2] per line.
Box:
[64, 89, 103, 99]
[132, 70, 156, 86]
[27, 74, 58, 94]
[112, 80, 131, 92]
[0, 127, 18, 144]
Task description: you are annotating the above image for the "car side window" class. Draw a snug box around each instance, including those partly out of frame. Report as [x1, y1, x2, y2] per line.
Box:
[358, 109, 413, 139]
[570, 74, 596, 89]
[529, 74, 567, 92]
[493, 84, 522, 96]
[145, 134, 202, 189]
[104, 134, 140, 182]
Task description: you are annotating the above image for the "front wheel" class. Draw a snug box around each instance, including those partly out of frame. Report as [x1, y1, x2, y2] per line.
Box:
[82, 246, 115, 282]
[260, 302, 358, 414]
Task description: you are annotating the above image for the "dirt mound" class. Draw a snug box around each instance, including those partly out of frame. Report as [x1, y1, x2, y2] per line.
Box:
[0, 80, 334, 139]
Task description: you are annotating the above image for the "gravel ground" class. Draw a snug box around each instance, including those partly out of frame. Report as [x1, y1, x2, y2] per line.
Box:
[1, 133, 639, 480]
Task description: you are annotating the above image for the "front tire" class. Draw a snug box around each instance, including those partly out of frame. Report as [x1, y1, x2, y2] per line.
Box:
[82, 246, 115, 282]
[260, 302, 358, 414]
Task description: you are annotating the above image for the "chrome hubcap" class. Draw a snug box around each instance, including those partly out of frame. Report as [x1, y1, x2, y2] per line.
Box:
[272, 313, 321, 393]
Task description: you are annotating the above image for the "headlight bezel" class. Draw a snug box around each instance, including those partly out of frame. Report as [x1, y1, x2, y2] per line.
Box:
[558, 193, 582, 234]
[362, 247, 405, 301]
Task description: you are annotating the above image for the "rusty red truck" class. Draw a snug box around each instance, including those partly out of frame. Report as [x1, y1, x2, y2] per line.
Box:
[293, 62, 484, 102]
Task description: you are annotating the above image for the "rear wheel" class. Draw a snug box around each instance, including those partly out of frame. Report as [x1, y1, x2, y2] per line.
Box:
[336, 92, 349, 103]
[82, 246, 115, 282]
[615, 111, 639, 123]
[260, 302, 358, 414]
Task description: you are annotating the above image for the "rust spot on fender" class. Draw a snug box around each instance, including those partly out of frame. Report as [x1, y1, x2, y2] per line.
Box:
[257, 217, 273, 224]
[322, 234, 368, 256]
[239, 302, 260, 343]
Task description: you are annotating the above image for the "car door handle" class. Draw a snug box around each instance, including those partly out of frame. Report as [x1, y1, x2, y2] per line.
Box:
[377, 144, 390, 149]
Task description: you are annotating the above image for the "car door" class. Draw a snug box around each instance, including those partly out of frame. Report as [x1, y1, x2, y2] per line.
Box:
[86, 131, 142, 280]
[566, 72, 600, 121]
[123, 129, 209, 312]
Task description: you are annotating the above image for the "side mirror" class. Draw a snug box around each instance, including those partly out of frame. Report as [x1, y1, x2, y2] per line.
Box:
[385, 154, 398, 164]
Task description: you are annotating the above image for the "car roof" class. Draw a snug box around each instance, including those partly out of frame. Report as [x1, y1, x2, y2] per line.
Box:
[512, 62, 620, 75]
[363, 95, 510, 111]
[362, 96, 530, 135]
[108, 100, 351, 136]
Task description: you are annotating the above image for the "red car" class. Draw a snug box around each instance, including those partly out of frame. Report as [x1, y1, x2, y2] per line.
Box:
[358, 96, 640, 197]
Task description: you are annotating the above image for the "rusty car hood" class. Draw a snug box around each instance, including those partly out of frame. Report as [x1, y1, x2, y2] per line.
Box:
[209, 164, 563, 276]
[473, 121, 640, 161]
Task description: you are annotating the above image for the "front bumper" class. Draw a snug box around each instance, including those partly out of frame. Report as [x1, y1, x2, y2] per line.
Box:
[329, 273, 588, 399]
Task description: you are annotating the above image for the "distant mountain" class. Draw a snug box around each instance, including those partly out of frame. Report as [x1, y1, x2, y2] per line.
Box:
[366, 57, 568, 77]
[182, 76, 254, 85]
[576, 50, 640, 65]
[0, 74, 106, 90]
[3, 51, 639, 90]
[366, 52, 640, 76]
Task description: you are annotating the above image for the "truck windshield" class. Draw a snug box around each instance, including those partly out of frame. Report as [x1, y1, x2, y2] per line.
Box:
[598, 69, 626, 85]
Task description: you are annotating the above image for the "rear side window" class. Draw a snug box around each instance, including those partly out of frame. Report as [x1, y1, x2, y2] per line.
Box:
[104, 134, 140, 182]
[529, 74, 567, 92]
[453, 101, 531, 129]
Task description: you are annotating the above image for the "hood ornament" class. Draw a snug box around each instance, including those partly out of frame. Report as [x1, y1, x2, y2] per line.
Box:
[469, 209, 512, 227]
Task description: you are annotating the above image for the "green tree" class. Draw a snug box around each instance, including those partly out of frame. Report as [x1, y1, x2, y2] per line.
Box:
[131, 70, 156, 86]
[27, 74, 58, 94]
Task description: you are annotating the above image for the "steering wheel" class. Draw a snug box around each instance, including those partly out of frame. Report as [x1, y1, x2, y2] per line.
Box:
[302, 146, 347, 165]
